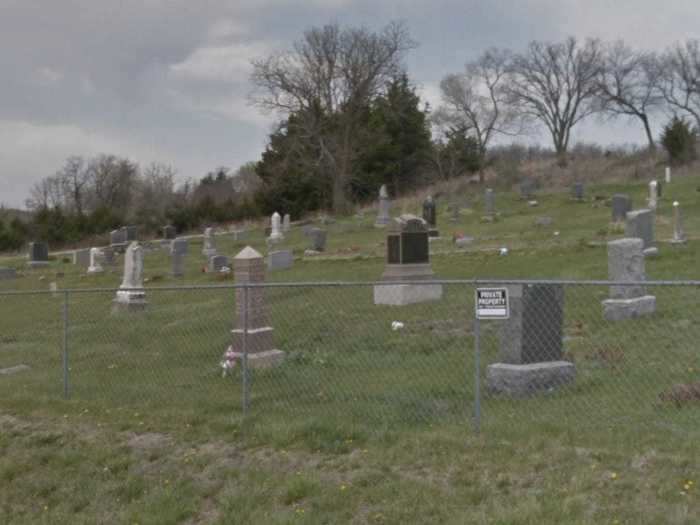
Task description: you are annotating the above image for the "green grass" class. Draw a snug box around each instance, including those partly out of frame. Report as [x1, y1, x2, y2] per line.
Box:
[1, 175, 699, 523]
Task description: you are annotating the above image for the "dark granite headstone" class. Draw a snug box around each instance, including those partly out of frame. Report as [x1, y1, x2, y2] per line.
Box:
[125, 226, 138, 242]
[572, 182, 584, 201]
[386, 215, 429, 265]
[309, 228, 327, 252]
[28, 242, 49, 262]
[611, 194, 632, 222]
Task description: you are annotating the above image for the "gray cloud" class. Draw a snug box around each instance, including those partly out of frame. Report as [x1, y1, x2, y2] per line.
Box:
[1, 0, 698, 207]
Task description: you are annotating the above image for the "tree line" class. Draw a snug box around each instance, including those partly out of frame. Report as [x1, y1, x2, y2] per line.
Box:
[3, 22, 699, 251]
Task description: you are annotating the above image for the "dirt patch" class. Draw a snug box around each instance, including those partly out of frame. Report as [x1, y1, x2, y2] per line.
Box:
[658, 382, 700, 407]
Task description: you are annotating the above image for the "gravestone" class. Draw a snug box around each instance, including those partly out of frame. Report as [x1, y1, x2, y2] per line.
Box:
[27, 242, 49, 268]
[625, 209, 657, 256]
[648, 180, 658, 210]
[171, 237, 189, 255]
[110, 228, 128, 252]
[73, 248, 90, 268]
[87, 247, 104, 274]
[171, 251, 185, 278]
[267, 249, 293, 271]
[0, 267, 17, 280]
[125, 225, 138, 242]
[113, 242, 147, 311]
[282, 214, 291, 233]
[309, 228, 327, 252]
[223, 246, 284, 368]
[202, 227, 217, 258]
[374, 184, 391, 227]
[519, 178, 536, 200]
[208, 255, 230, 273]
[611, 194, 632, 223]
[602, 238, 656, 321]
[162, 225, 176, 240]
[671, 201, 687, 244]
[102, 246, 116, 266]
[422, 196, 439, 237]
[268, 212, 284, 243]
[572, 182, 584, 202]
[486, 284, 575, 397]
[374, 215, 442, 305]
[483, 189, 496, 220]
[665, 166, 671, 183]
[232, 230, 248, 242]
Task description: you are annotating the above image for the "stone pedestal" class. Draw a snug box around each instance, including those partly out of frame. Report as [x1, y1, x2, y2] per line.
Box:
[112, 242, 147, 312]
[112, 290, 148, 311]
[486, 362, 576, 397]
[202, 227, 217, 258]
[602, 296, 656, 321]
[374, 185, 391, 227]
[602, 238, 655, 321]
[87, 247, 104, 274]
[225, 246, 284, 368]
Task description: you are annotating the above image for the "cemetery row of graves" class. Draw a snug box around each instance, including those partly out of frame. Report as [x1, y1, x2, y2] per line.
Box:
[1, 173, 699, 438]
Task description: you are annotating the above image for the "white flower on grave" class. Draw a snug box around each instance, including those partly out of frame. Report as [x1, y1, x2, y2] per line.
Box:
[391, 321, 405, 331]
[499, 247, 508, 256]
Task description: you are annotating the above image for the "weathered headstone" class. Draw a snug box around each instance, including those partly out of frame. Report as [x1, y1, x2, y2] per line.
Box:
[113, 242, 147, 311]
[224, 246, 284, 368]
[73, 248, 90, 268]
[0, 267, 17, 280]
[110, 228, 128, 252]
[102, 246, 116, 266]
[483, 188, 495, 220]
[87, 247, 104, 274]
[611, 194, 632, 223]
[519, 178, 536, 200]
[232, 229, 248, 242]
[162, 225, 176, 240]
[171, 237, 189, 256]
[602, 238, 656, 321]
[309, 228, 327, 252]
[665, 166, 671, 183]
[625, 209, 657, 256]
[422, 195, 439, 237]
[171, 251, 185, 278]
[208, 254, 230, 273]
[268, 212, 284, 243]
[267, 249, 293, 271]
[202, 227, 217, 258]
[374, 215, 442, 305]
[125, 225, 138, 242]
[572, 182, 584, 202]
[282, 214, 291, 233]
[486, 284, 575, 397]
[374, 184, 391, 227]
[27, 242, 49, 268]
[671, 201, 687, 244]
[648, 180, 658, 210]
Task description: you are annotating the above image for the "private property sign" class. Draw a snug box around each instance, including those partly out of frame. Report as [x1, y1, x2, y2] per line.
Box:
[475, 288, 509, 319]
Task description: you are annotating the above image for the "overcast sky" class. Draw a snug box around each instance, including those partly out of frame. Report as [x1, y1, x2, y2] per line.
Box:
[1, 0, 698, 209]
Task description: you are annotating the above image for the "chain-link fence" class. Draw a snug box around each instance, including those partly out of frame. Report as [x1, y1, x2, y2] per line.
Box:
[1, 280, 698, 437]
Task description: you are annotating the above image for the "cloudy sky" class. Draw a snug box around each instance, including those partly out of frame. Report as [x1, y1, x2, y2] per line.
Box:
[1, 0, 698, 208]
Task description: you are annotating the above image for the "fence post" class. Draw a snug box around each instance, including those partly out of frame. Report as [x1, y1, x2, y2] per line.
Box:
[473, 317, 481, 434]
[62, 290, 70, 400]
[242, 284, 250, 414]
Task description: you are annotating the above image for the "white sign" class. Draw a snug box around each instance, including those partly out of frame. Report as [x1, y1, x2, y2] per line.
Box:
[475, 288, 509, 319]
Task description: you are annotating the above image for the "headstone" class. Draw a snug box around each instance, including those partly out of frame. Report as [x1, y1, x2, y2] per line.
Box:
[282, 214, 291, 233]
[422, 196, 439, 237]
[162, 225, 176, 240]
[572, 182, 584, 202]
[202, 227, 217, 258]
[611, 194, 632, 223]
[73, 248, 90, 268]
[27, 242, 49, 268]
[0, 267, 17, 280]
[87, 247, 104, 274]
[208, 254, 230, 273]
[665, 166, 671, 184]
[171, 251, 185, 278]
[267, 249, 293, 271]
[486, 284, 575, 397]
[110, 228, 128, 252]
[125, 225, 138, 242]
[671, 201, 687, 244]
[602, 238, 656, 321]
[232, 230, 248, 242]
[308, 228, 327, 252]
[268, 212, 284, 243]
[374, 215, 442, 305]
[113, 242, 147, 311]
[625, 209, 656, 256]
[648, 180, 658, 210]
[519, 178, 536, 200]
[374, 184, 391, 227]
[223, 246, 284, 368]
[483, 188, 495, 220]
[102, 247, 116, 266]
[171, 237, 189, 256]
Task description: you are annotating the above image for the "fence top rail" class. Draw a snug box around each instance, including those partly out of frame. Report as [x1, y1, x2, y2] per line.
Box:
[2, 278, 700, 295]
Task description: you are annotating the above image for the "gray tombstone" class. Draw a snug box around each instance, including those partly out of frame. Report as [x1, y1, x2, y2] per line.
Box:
[102, 246, 116, 266]
[374, 214, 442, 305]
[208, 254, 230, 273]
[282, 214, 291, 233]
[232, 230, 248, 242]
[486, 284, 575, 397]
[374, 184, 391, 227]
[125, 226, 138, 242]
[202, 227, 217, 258]
[309, 228, 327, 252]
[267, 249, 293, 271]
[422, 196, 439, 237]
[170, 237, 189, 256]
[519, 179, 536, 200]
[163, 225, 176, 240]
[625, 209, 656, 256]
[671, 201, 687, 244]
[484, 189, 495, 219]
[27, 242, 49, 268]
[73, 248, 91, 268]
[602, 238, 656, 320]
[171, 251, 185, 278]
[0, 267, 17, 280]
[611, 194, 632, 223]
[572, 182, 584, 202]
[110, 228, 128, 252]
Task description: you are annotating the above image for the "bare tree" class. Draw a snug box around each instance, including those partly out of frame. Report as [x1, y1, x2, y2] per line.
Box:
[57, 156, 91, 215]
[506, 37, 604, 164]
[597, 42, 664, 153]
[250, 22, 416, 212]
[26, 175, 63, 210]
[659, 39, 700, 130]
[86, 155, 138, 216]
[437, 48, 519, 182]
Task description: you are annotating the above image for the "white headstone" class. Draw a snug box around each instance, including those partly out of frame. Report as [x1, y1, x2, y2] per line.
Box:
[665, 166, 671, 183]
[269, 212, 284, 242]
[113, 242, 147, 309]
[202, 227, 217, 258]
[648, 180, 658, 210]
[87, 247, 104, 274]
[282, 214, 291, 233]
[672, 201, 687, 244]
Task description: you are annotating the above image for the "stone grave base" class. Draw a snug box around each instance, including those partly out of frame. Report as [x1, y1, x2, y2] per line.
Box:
[486, 361, 576, 397]
[226, 349, 285, 369]
[112, 291, 148, 312]
[670, 238, 687, 245]
[643, 247, 659, 257]
[602, 295, 656, 321]
[27, 261, 49, 268]
[373, 283, 443, 306]
[87, 266, 104, 274]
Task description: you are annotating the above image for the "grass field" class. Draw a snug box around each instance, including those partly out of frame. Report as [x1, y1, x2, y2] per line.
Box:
[1, 174, 699, 523]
